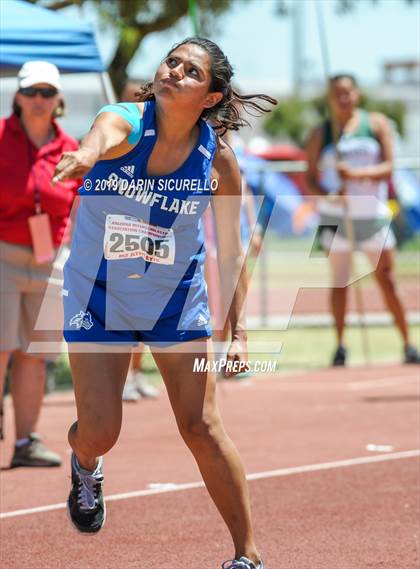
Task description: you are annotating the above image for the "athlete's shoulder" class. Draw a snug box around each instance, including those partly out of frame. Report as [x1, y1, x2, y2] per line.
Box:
[97, 101, 145, 114]
[96, 102, 144, 125]
[96, 102, 145, 145]
[368, 111, 389, 129]
[119, 101, 146, 116]
[307, 123, 325, 141]
[213, 135, 239, 170]
[365, 111, 391, 142]
[306, 123, 325, 155]
[211, 135, 241, 196]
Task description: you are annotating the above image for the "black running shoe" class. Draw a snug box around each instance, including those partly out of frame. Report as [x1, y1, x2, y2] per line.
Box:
[404, 345, 420, 364]
[67, 453, 105, 534]
[332, 345, 347, 367]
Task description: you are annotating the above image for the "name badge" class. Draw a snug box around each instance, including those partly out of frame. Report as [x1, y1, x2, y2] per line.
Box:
[28, 213, 55, 264]
[104, 214, 175, 265]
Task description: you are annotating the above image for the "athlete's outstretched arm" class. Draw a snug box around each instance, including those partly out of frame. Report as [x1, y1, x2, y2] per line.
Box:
[53, 107, 142, 183]
[211, 138, 248, 376]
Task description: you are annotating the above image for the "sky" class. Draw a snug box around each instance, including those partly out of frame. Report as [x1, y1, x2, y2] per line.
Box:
[83, 0, 420, 94]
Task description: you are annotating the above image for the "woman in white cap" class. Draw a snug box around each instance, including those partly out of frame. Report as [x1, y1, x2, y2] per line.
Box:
[0, 61, 80, 467]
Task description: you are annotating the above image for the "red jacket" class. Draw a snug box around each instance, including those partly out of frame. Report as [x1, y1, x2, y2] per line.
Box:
[0, 114, 80, 248]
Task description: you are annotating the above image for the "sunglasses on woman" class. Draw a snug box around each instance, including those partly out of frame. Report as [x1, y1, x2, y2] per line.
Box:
[19, 86, 58, 98]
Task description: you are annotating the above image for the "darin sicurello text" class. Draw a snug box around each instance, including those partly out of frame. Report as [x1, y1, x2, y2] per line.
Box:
[84, 174, 219, 194]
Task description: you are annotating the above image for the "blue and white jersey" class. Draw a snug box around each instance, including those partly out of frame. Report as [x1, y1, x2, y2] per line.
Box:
[68, 101, 216, 280]
[66, 100, 217, 320]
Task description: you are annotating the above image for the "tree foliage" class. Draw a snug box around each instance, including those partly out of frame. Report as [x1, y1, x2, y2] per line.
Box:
[29, 0, 419, 97]
[30, 0, 247, 95]
[274, 0, 419, 15]
[263, 98, 313, 147]
[264, 94, 407, 147]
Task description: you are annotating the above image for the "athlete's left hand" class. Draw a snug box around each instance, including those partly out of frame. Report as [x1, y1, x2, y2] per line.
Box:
[224, 337, 249, 378]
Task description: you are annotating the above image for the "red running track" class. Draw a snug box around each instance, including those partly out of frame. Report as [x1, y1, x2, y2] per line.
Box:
[1, 363, 419, 569]
[246, 283, 420, 316]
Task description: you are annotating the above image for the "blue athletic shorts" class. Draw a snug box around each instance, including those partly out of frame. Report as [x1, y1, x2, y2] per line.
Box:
[63, 266, 212, 346]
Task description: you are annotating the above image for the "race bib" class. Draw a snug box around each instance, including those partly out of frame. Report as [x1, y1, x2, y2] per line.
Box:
[104, 214, 175, 264]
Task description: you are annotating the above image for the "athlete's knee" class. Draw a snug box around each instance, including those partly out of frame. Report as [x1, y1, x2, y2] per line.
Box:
[178, 412, 224, 448]
[375, 264, 395, 287]
[13, 350, 45, 367]
[331, 271, 351, 288]
[68, 419, 121, 456]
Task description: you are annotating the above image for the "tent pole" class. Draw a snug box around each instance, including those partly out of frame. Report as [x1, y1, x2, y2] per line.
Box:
[99, 72, 116, 104]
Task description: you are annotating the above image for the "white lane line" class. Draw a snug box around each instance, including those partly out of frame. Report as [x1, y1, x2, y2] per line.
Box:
[1, 449, 419, 520]
[246, 449, 420, 481]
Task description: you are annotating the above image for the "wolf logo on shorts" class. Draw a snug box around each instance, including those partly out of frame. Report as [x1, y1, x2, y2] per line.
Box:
[69, 311, 94, 331]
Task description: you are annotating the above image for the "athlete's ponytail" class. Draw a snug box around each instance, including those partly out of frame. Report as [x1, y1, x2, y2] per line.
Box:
[134, 37, 277, 135]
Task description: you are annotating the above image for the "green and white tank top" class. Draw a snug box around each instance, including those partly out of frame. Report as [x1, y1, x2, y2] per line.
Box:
[318, 110, 390, 220]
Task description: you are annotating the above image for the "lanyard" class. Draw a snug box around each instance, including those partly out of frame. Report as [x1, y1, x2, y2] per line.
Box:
[33, 174, 42, 215]
[25, 135, 51, 215]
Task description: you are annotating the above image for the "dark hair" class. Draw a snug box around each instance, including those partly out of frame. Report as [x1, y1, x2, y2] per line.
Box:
[329, 73, 358, 87]
[119, 77, 148, 100]
[135, 37, 277, 134]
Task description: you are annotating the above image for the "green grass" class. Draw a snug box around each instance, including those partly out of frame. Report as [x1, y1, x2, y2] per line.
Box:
[49, 324, 419, 390]
[49, 351, 163, 392]
[400, 234, 420, 252]
[246, 324, 420, 371]
[262, 233, 420, 255]
[247, 236, 419, 291]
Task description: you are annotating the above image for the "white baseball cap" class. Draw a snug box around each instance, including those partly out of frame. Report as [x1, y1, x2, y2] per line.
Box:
[18, 61, 62, 90]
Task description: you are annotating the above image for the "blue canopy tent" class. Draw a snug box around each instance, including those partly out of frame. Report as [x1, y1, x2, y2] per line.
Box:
[1, 0, 103, 72]
[0, 0, 114, 101]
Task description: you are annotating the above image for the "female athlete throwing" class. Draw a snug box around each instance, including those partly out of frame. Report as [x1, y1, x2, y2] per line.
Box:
[54, 38, 276, 569]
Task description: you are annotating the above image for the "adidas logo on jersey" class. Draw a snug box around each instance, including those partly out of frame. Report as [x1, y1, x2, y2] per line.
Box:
[196, 313, 208, 327]
[120, 164, 135, 178]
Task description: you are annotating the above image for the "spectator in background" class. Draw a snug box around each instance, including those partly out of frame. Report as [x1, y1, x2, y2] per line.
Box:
[122, 347, 160, 401]
[306, 73, 419, 366]
[0, 61, 80, 466]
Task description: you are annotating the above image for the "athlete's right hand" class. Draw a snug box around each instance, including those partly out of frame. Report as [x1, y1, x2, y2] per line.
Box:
[52, 148, 97, 185]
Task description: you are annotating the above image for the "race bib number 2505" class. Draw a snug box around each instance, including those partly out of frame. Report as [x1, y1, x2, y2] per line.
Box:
[104, 214, 175, 265]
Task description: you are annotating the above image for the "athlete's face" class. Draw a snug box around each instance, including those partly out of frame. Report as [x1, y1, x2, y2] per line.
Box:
[153, 44, 223, 112]
[328, 78, 360, 116]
